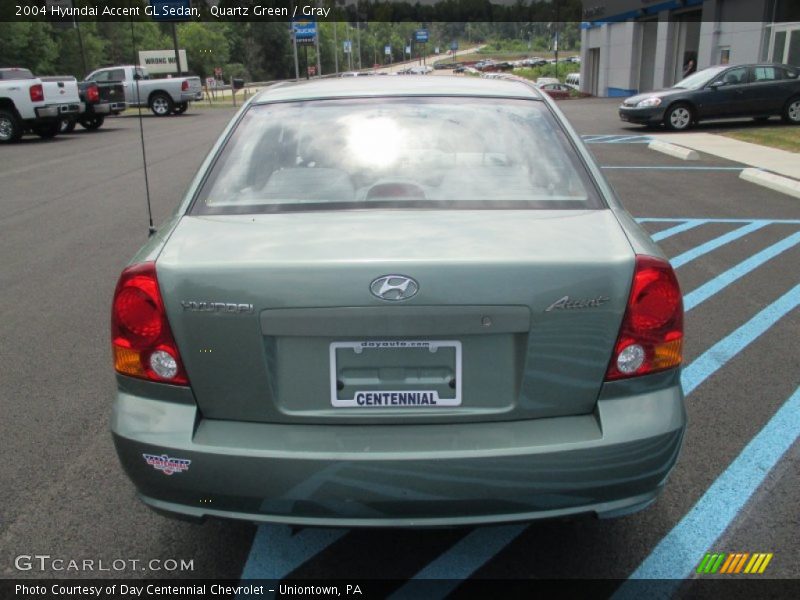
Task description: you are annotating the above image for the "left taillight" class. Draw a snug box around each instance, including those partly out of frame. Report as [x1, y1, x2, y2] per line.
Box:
[111, 262, 189, 385]
[605, 255, 683, 381]
[86, 83, 99, 103]
[29, 83, 44, 103]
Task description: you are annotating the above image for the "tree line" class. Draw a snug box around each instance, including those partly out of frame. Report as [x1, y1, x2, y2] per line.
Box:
[0, 20, 581, 82]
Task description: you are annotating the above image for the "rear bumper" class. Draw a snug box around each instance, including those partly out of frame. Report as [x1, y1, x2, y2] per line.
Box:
[180, 92, 202, 102]
[35, 102, 82, 118]
[112, 375, 686, 527]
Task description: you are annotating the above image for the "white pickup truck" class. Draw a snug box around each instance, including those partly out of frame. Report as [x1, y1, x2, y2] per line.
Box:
[0, 68, 82, 143]
[85, 65, 202, 116]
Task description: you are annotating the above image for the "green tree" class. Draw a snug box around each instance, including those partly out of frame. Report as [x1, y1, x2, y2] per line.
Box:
[0, 22, 59, 74]
[178, 22, 230, 79]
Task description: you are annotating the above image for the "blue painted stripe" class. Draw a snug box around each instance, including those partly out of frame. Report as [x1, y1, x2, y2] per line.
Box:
[650, 219, 707, 242]
[684, 232, 800, 311]
[670, 220, 769, 269]
[681, 284, 800, 396]
[389, 525, 527, 598]
[614, 385, 800, 595]
[240, 524, 346, 580]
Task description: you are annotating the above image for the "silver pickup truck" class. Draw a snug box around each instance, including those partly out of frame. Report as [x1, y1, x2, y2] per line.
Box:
[85, 65, 202, 116]
[0, 68, 82, 142]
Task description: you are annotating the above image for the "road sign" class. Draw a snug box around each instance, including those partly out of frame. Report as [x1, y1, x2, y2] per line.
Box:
[405, 45, 411, 55]
[450, 40, 459, 51]
[148, 0, 192, 22]
[292, 20, 317, 44]
[385, 45, 392, 56]
[415, 29, 429, 43]
[344, 40, 352, 54]
[434, 47, 440, 54]
[307, 65, 316, 76]
[205, 77, 216, 89]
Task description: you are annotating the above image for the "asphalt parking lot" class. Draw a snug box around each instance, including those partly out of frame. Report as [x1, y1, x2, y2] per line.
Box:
[1, 98, 797, 594]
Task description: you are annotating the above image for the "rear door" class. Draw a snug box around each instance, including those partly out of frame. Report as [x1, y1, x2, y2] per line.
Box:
[746, 65, 788, 114]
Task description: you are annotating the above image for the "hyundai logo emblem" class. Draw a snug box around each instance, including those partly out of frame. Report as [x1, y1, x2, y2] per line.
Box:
[370, 275, 419, 301]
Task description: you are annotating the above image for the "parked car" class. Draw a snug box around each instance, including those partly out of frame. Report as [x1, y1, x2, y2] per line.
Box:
[111, 76, 686, 527]
[534, 77, 561, 87]
[85, 65, 202, 116]
[566, 73, 581, 87]
[619, 63, 800, 130]
[47, 78, 126, 133]
[539, 82, 573, 100]
[0, 67, 81, 142]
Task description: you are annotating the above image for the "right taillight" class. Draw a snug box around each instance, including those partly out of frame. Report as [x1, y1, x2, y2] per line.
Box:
[605, 255, 683, 380]
[111, 262, 189, 386]
[181, 79, 188, 91]
[29, 83, 44, 103]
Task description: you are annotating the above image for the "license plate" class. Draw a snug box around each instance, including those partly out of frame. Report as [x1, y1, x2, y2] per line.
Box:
[620, 113, 629, 121]
[330, 340, 462, 408]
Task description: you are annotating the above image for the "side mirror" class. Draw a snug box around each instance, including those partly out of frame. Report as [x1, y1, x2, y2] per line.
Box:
[709, 81, 725, 89]
[133, 73, 142, 81]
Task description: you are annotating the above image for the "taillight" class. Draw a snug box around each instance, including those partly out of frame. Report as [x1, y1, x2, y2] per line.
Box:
[29, 83, 44, 102]
[86, 83, 99, 103]
[111, 262, 189, 385]
[605, 255, 683, 380]
[181, 80, 188, 91]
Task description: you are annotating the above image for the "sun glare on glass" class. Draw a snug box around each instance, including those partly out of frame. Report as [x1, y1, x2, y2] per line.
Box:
[344, 116, 406, 168]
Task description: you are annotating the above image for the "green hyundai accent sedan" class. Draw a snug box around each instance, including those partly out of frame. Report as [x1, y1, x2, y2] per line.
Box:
[111, 76, 686, 527]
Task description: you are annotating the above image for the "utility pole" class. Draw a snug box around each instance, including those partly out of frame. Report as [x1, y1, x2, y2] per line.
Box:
[314, 18, 322, 76]
[75, 18, 87, 76]
[171, 23, 181, 76]
[333, 21, 339, 74]
[356, 21, 362, 70]
[290, 2, 299, 80]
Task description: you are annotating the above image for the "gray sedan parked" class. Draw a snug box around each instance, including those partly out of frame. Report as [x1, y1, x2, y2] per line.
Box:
[111, 76, 686, 527]
[620, 63, 800, 130]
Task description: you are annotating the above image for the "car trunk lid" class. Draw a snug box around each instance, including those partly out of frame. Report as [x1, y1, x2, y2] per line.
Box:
[156, 209, 634, 424]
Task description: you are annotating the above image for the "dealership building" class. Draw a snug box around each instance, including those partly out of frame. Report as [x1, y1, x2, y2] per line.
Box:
[579, 0, 800, 96]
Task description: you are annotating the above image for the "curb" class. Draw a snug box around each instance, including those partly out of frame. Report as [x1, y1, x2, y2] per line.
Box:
[740, 168, 800, 200]
[648, 140, 699, 161]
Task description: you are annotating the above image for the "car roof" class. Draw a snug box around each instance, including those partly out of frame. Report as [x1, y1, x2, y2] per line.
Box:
[252, 75, 542, 104]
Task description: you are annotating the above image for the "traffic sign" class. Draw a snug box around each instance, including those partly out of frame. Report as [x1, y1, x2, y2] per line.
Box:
[450, 40, 459, 51]
[385, 45, 392, 56]
[415, 29, 429, 43]
[344, 40, 352, 54]
[292, 20, 317, 45]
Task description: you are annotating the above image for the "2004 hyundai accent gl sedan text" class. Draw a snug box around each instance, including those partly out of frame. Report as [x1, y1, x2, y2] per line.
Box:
[111, 76, 686, 527]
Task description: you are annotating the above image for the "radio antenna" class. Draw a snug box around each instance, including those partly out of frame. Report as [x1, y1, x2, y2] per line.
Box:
[129, 16, 156, 237]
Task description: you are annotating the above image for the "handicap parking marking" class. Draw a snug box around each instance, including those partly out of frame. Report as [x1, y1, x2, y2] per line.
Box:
[583, 134, 654, 144]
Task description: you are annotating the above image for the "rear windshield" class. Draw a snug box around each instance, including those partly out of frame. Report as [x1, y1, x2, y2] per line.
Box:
[192, 96, 602, 214]
[0, 69, 35, 80]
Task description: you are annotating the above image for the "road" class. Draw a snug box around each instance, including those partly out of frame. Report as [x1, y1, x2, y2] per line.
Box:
[1, 97, 797, 592]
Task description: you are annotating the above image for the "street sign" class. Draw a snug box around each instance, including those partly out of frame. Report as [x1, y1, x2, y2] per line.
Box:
[405, 45, 411, 55]
[344, 40, 352, 54]
[385, 45, 391, 56]
[148, 0, 192, 22]
[434, 47, 440, 54]
[307, 65, 316, 76]
[205, 77, 216, 89]
[450, 40, 459, 51]
[138, 49, 188, 74]
[415, 29, 429, 43]
[292, 20, 317, 45]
